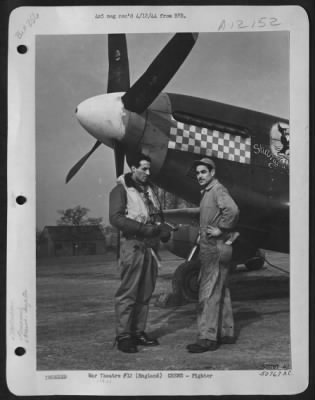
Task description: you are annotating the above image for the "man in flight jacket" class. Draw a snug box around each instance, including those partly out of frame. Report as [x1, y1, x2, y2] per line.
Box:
[109, 153, 170, 353]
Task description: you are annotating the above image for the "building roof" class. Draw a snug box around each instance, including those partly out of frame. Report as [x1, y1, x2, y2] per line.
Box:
[43, 225, 105, 242]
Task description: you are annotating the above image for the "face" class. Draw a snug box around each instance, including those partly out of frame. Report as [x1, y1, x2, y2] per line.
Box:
[196, 164, 214, 186]
[132, 160, 151, 184]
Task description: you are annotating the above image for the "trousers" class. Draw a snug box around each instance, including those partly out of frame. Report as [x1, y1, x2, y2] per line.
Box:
[197, 233, 234, 341]
[114, 238, 158, 336]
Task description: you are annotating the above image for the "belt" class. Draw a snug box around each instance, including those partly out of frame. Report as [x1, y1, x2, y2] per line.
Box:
[200, 230, 239, 244]
[122, 235, 160, 249]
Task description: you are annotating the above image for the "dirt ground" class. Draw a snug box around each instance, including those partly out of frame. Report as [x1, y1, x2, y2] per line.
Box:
[37, 250, 290, 371]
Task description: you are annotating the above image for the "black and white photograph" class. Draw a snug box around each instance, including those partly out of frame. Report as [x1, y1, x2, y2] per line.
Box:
[6, 5, 309, 396]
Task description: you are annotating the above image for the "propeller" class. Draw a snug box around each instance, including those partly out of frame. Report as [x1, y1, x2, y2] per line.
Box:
[122, 33, 198, 113]
[67, 33, 197, 183]
[107, 34, 130, 178]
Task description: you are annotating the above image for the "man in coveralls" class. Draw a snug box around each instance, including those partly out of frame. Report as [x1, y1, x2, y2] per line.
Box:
[109, 153, 170, 353]
[187, 157, 239, 353]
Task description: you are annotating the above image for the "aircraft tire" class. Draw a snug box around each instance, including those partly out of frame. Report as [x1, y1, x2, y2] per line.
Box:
[244, 249, 265, 271]
[172, 259, 200, 303]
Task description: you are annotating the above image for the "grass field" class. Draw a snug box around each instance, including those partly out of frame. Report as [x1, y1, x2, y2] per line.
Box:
[37, 250, 290, 370]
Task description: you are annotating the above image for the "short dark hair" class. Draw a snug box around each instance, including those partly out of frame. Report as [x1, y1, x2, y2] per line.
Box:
[195, 163, 213, 173]
[127, 153, 151, 168]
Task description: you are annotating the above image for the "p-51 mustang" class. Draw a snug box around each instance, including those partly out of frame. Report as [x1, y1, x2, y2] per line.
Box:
[66, 33, 289, 301]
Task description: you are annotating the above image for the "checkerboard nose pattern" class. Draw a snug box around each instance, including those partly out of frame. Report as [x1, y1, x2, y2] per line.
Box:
[168, 119, 251, 164]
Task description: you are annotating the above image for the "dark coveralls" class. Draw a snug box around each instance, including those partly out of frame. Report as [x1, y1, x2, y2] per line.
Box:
[198, 178, 239, 341]
[109, 174, 161, 338]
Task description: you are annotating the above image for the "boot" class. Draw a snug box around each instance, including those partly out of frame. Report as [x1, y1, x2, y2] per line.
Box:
[116, 335, 138, 353]
[186, 339, 218, 353]
[133, 331, 159, 346]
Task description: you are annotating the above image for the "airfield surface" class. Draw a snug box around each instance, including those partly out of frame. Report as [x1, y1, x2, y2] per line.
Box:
[37, 250, 290, 371]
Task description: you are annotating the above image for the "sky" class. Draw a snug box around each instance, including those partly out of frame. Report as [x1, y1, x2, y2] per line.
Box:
[36, 31, 289, 229]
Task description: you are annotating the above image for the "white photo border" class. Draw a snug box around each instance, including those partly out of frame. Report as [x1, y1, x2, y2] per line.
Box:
[7, 5, 309, 396]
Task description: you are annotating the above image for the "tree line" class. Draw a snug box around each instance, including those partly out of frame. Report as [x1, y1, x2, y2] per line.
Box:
[36, 188, 196, 239]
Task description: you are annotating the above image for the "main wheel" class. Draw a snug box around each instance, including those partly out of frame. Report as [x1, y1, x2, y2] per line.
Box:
[245, 249, 265, 271]
[172, 260, 201, 303]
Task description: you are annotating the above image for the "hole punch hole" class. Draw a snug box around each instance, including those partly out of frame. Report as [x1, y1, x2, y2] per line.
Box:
[17, 45, 28, 54]
[16, 195, 27, 205]
[15, 347, 26, 356]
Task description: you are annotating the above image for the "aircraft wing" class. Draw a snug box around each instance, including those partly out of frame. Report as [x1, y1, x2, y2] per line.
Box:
[163, 207, 200, 227]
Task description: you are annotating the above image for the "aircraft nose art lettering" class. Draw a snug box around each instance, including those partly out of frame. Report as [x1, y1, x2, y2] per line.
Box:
[168, 116, 251, 164]
[76, 92, 128, 147]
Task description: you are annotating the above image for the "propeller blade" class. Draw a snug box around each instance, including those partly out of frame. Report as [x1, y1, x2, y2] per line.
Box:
[122, 33, 198, 113]
[107, 34, 129, 178]
[65, 140, 102, 183]
[107, 34, 130, 93]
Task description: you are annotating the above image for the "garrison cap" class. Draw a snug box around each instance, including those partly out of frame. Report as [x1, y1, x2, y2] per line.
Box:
[193, 157, 216, 170]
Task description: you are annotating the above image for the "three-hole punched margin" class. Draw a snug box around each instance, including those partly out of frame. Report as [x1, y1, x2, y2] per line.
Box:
[17, 45, 28, 54]
[16, 196, 27, 205]
[15, 347, 26, 356]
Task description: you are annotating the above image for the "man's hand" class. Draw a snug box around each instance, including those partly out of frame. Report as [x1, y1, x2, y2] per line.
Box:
[206, 225, 222, 238]
[138, 224, 161, 238]
[159, 223, 172, 243]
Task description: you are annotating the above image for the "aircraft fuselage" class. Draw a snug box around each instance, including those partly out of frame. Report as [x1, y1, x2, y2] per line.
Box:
[119, 92, 289, 253]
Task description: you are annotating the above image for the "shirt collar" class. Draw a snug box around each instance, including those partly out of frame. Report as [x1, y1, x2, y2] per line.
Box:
[201, 178, 218, 194]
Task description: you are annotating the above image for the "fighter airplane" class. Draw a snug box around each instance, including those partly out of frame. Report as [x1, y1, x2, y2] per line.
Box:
[66, 33, 289, 301]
